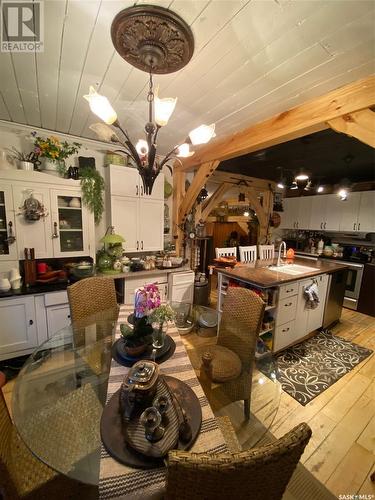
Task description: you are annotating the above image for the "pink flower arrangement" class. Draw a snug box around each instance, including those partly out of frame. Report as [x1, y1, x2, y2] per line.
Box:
[134, 283, 161, 318]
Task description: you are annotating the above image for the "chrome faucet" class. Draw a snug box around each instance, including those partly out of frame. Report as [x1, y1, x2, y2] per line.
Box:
[277, 241, 287, 267]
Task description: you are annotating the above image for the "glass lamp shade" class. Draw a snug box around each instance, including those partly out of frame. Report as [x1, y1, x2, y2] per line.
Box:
[176, 143, 194, 157]
[136, 139, 149, 156]
[154, 95, 177, 127]
[84, 86, 117, 125]
[189, 124, 215, 145]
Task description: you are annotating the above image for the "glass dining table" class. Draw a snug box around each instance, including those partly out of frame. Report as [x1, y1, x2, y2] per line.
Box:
[12, 306, 281, 488]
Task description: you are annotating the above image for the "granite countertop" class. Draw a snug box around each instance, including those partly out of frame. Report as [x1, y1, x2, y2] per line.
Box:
[218, 257, 348, 288]
[0, 266, 192, 299]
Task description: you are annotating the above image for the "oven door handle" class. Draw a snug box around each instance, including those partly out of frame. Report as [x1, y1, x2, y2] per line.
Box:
[346, 262, 365, 269]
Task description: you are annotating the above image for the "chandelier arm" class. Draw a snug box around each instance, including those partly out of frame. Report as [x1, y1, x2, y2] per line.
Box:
[113, 121, 142, 169]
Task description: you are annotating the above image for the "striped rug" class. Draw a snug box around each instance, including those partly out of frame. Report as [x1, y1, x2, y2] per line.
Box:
[99, 305, 227, 500]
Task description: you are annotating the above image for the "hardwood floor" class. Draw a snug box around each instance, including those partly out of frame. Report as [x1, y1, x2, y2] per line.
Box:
[182, 306, 375, 498]
[2, 306, 374, 497]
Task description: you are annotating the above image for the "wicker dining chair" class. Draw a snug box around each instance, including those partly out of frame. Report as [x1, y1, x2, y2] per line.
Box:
[67, 276, 119, 324]
[166, 422, 312, 500]
[200, 287, 265, 419]
[0, 372, 97, 500]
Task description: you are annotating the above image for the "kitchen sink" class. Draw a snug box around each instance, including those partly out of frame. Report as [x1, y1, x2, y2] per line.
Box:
[267, 264, 317, 275]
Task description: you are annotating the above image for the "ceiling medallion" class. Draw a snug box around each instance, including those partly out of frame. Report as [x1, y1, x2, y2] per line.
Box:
[111, 5, 194, 74]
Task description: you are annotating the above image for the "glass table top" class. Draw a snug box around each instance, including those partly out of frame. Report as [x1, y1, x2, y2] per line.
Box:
[12, 305, 281, 486]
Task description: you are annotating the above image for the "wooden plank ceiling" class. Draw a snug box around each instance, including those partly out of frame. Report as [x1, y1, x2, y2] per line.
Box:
[0, 0, 374, 155]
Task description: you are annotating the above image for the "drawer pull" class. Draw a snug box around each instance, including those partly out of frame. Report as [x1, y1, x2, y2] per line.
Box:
[29, 319, 34, 326]
[68, 314, 71, 319]
[282, 327, 290, 332]
[284, 302, 293, 307]
[286, 289, 294, 293]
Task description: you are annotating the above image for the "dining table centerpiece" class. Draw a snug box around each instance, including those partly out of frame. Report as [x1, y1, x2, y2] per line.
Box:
[147, 304, 176, 349]
[119, 283, 161, 356]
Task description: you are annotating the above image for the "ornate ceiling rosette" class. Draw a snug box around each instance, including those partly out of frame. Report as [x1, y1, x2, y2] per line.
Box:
[111, 5, 195, 74]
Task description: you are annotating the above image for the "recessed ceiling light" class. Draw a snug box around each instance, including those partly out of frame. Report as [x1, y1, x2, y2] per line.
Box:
[317, 186, 324, 193]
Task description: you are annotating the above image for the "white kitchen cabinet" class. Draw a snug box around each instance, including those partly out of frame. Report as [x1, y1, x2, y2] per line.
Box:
[109, 165, 164, 201]
[0, 296, 37, 359]
[168, 271, 194, 304]
[280, 197, 312, 229]
[357, 191, 375, 232]
[138, 199, 164, 252]
[50, 190, 92, 258]
[309, 194, 341, 231]
[111, 196, 139, 252]
[123, 273, 168, 305]
[46, 304, 71, 337]
[273, 320, 297, 352]
[12, 185, 53, 259]
[294, 274, 329, 338]
[110, 196, 164, 253]
[339, 192, 361, 232]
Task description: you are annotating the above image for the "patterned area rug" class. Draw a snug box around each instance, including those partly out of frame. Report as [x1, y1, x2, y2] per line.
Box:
[262, 331, 373, 406]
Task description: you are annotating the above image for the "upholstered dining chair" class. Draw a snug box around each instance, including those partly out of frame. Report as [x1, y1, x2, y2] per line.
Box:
[0, 372, 97, 500]
[165, 422, 312, 500]
[215, 247, 237, 259]
[67, 276, 119, 324]
[200, 287, 265, 419]
[239, 245, 257, 262]
[259, 244, 275, 260]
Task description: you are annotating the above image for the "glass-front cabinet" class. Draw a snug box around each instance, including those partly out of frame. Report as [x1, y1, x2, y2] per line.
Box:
[0, 185, 17, 260]
[50, 190, 91, 257]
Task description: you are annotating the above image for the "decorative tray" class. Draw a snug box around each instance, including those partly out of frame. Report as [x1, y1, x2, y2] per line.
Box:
[111, 335, 176, 367]
[100, 375, 202, 468]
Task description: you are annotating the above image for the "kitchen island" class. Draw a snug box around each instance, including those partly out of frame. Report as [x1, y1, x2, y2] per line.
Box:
[217, 258, 348, 353]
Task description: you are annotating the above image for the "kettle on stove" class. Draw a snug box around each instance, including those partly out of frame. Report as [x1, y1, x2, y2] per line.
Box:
[119, 360, 160, 422]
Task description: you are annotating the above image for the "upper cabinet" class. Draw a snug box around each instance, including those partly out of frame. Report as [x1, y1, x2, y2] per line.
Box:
[0, 184, 17, 261]
[280, 191, 374, 233]
[109, 165, 164, 200]
[108, 165, 164, 253]
[280, 197, 312, 230]
[0, 171, 95, 261]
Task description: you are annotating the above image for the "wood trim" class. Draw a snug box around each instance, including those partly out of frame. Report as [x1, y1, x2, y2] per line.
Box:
[328, 108, 375, 148]
[172, 169, 185, 254]
[201, 182, 232, 222]
[178, 160, 220, 224]
[176, 76, 375, 171]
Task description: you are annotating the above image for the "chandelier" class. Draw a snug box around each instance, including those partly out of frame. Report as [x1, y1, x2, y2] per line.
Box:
[84, 5, 216, 195]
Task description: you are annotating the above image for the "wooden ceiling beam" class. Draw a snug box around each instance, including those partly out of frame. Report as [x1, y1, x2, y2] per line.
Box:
[176, 76, 375, 172]
[327, 108, 375, 148]
[201, 182, 232, 222]
[178, 160, 220, 224]
[209, 171, 275, 190]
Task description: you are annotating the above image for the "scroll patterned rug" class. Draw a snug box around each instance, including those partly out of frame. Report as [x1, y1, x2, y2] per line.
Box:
[262, 331, 372, 406]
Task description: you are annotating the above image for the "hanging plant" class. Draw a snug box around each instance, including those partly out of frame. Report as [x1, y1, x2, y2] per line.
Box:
[79, 167, 105, 224]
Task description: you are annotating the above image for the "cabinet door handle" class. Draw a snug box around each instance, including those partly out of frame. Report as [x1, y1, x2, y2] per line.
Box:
[358, 223, 360, 230]
[320, 222, 323, 229]
[68, 314, 71, 319]
[52, 222, 59, 238]
[141, 185, 143, 196]
[29, 319, 34, 326]
[5, 221, 16, 244]
[324, 222, 326, 229]
[164, 285, 168, 296]
[296, 222, 299, 229]
[136, 241, 139, 251]
[353, 223, 356, 230]
[136, 185, 139, 196]
[282, 327, 290, 332]
[141, 240, 143, 250]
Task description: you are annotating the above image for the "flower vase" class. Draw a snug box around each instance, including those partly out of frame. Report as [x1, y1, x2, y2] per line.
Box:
[152, 322, 168, 349]
[41, 158, 65, 177]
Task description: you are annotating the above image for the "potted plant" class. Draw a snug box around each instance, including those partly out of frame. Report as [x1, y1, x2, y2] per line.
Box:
[5, 147, 40, 170]
[119, 322, 153, 357]
[147, 304, 176, 348]
[32, 132, 81, 175]
[119, 283, 161, 356]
